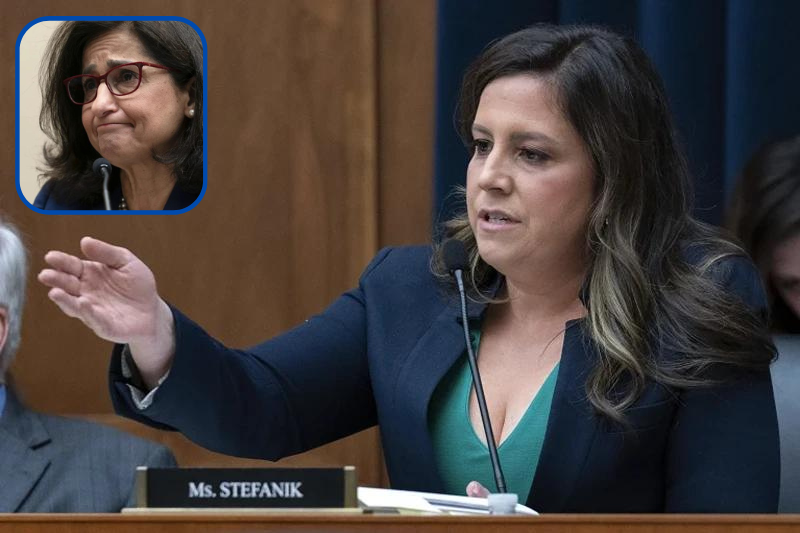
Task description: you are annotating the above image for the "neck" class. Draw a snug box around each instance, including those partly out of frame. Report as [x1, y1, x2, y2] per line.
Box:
[119, 163, 177, 210]
[500, 257, 588, 327]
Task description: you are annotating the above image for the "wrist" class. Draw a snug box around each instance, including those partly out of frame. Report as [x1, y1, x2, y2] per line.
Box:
[129, 299, 176, 389]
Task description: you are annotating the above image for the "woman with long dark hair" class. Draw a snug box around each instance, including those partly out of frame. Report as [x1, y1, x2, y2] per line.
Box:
[35, 21, 203, 210]
[39, 25, 778, 512]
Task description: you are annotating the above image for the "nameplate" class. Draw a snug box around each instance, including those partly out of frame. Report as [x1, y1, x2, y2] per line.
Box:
[135, 466, 357, 508]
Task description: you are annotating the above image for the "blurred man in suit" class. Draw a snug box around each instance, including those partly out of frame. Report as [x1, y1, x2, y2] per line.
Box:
[0, 217, 176, 512]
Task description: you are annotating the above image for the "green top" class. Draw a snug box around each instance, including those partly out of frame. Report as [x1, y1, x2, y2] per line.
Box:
[428, 331, 559, 503]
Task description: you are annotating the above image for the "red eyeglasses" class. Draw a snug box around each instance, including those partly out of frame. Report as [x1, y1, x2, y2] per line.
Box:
[63, 62, 174, 105]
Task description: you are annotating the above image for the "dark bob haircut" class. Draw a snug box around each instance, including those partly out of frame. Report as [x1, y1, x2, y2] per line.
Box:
[728, 135, 800, 333]
[39, 21, 203, 208]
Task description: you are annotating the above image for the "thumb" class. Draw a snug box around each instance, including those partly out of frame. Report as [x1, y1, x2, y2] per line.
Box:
[466, 480, 491, 498]
[80, 237, 132, 269]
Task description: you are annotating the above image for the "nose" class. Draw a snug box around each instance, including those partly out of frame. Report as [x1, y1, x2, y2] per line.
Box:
[477, 147, 513, 194]
[89, 82, 118, 116]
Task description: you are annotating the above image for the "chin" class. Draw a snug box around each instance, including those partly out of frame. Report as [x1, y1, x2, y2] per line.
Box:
[96, 149, 134, 169]
[95, 144, 121, 161]
[475, 239, 510, 274]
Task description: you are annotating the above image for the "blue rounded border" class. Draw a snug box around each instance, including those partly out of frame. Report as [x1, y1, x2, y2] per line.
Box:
[15, 16, 208, 215]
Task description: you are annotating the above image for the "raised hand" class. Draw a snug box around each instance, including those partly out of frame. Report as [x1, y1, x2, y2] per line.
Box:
[38, 237, 175, 387]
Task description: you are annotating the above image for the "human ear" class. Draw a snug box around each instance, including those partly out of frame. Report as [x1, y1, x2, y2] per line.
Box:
[183, 77, 197, 118]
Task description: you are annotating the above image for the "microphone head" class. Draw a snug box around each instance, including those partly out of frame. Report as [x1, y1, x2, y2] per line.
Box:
[92, 157, 111, 176]
[443, 239, 469, 273]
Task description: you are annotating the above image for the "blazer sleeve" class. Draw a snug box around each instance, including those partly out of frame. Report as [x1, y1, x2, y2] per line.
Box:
[110, 248, 394, 461]
[663, 256, 780, 512]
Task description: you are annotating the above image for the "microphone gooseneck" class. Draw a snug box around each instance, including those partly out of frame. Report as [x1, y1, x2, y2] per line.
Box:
[92, 158, 113, 211]
[443, 239, 508, 494]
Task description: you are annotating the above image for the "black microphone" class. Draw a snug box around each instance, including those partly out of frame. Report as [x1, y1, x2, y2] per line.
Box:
[92, 158, 112, 210]
[443, 239, 508, 494]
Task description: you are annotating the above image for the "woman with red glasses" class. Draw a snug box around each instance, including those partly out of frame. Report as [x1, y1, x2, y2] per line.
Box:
[35, 21, 203, 211]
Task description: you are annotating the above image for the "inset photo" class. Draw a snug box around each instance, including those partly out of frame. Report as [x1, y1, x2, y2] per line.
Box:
[17, 17, 206, 213]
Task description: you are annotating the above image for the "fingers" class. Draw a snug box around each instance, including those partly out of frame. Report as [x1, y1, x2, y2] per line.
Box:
[46, 288, 83, 319]
[38, 269, 81, 296]
[43, 250, 84, 278]
[466, 481, 490, 498]
[47, 288, 107, 333]
[80, 237, 132, 269]
[45, 287, 121, 343]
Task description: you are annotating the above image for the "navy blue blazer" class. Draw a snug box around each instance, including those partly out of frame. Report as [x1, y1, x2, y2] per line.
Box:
[34, 177, 197, 210]
[110, 246, 779, 512]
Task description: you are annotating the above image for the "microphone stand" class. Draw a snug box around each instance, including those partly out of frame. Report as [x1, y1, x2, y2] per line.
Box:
[101, 167, 111, 211]
[453, 267, 508, 494]
[93, 158, 113, 211]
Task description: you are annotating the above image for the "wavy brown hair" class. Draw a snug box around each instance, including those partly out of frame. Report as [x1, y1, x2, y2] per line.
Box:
[432, 25, 774, 422]
[39, 21, 203, 207]
[727, 135, 800, 333]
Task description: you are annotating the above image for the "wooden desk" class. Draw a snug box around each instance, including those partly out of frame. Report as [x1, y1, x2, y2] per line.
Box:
[2, 513, 799, 532]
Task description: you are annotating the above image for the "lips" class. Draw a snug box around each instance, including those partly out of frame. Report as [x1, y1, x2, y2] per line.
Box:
[96, 123, 132, 130]
[477, 208, 520, 224]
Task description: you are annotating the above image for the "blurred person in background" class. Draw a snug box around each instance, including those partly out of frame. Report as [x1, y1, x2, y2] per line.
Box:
[727, 135, 800, 334]
[727, 135, 800, 512]
[0, 216, 176, 512]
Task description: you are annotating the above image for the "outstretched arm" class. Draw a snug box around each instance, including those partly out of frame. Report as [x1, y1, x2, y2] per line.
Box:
[38, 236, 175, 389]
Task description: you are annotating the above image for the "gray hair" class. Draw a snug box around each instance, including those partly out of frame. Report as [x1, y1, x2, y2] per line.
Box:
[0, 219, 28, 381]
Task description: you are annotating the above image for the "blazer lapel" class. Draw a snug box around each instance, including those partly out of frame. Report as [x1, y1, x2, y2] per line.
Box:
[393, 289, 490, 492]
[527, 319, 599, 511]
[392, 274, 599, 508]
[0, 390, 52, 512]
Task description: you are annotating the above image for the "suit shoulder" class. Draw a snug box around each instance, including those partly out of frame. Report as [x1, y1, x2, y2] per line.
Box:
[33, 180, 55, 209]
[706, 253, 759, 282]
[37, 412, 174, 463]
[682, 243, 764, 302]
[358, 246, 445, 298]
[32, 180, 80, 210]
[361, 245, 434, 282]
[32, 179, 98, 210]
[697, 252, 765, 310]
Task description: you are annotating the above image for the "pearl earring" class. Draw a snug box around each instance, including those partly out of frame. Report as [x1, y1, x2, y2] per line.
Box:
[189, 109, 195, 117]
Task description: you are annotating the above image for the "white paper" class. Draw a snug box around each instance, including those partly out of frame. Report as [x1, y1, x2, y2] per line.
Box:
[357, 486, 538, 515]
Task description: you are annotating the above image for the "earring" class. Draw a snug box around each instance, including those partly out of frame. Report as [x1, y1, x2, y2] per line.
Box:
[188, 109, 195, 117]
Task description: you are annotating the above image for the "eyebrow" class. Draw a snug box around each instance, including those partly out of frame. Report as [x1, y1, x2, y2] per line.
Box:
[471, 123, 558, 145]
[82, 59, 136, 75]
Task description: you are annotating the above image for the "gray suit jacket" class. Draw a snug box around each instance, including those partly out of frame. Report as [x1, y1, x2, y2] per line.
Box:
[773, 335, 800, 513]
[0, 389, 176, 512]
